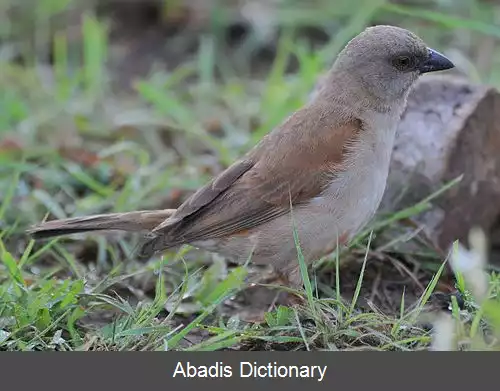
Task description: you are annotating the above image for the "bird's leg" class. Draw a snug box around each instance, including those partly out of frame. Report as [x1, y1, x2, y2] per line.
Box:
[268, 266, 307, 308]
[240, 266, 306, 324]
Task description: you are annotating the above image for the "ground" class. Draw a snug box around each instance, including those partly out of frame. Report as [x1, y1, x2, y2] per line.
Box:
[1, 0, 500, 351]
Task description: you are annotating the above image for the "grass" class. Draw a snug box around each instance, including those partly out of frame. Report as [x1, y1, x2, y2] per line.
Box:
[1, 0, 500, 351]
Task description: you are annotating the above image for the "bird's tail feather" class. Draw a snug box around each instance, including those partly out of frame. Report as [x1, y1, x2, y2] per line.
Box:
[27, 209, 176, 239]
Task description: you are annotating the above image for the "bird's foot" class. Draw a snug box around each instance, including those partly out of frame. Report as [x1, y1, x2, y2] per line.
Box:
[239, 291, 305, 324]
[239, 271, 306, 324]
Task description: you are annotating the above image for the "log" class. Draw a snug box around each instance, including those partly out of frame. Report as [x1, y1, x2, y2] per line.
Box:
[377, 74, 500, 261]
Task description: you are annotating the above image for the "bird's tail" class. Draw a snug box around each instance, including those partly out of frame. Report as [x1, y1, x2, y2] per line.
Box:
[27, 209, 176, 239]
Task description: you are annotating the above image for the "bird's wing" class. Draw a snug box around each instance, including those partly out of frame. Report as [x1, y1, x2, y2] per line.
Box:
[141, 103, 362, 255]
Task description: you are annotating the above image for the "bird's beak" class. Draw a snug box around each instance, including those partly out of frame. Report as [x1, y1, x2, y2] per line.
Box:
[419, 48, 455, 73]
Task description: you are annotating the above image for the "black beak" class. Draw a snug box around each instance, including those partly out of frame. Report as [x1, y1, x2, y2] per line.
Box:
[419, 48, 454, 73]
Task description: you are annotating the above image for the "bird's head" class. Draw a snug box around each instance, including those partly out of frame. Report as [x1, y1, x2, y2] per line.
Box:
[333, 25, 454, 105]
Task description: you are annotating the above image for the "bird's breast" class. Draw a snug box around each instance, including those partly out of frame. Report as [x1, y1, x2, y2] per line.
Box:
[309, 115, 398, 239]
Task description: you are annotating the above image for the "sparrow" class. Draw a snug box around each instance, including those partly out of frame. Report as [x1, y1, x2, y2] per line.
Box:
[28, 25, 454, 293]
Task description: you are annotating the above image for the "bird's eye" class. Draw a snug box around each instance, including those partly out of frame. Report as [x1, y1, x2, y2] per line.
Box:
[393, 56, 412, 71]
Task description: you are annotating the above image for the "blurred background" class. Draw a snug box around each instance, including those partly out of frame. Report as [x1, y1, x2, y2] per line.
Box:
[1, 0, 500, 351]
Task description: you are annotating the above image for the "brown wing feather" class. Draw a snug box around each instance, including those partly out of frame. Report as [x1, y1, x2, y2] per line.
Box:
[165, 158, 255, 224]
[140, 102, 362, 256]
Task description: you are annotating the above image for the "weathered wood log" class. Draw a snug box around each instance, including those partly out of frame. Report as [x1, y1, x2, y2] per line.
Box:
[378, 74, 500, 260]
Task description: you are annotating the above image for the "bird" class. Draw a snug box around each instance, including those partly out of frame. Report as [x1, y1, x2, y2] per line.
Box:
[28, 25, 454, 298]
